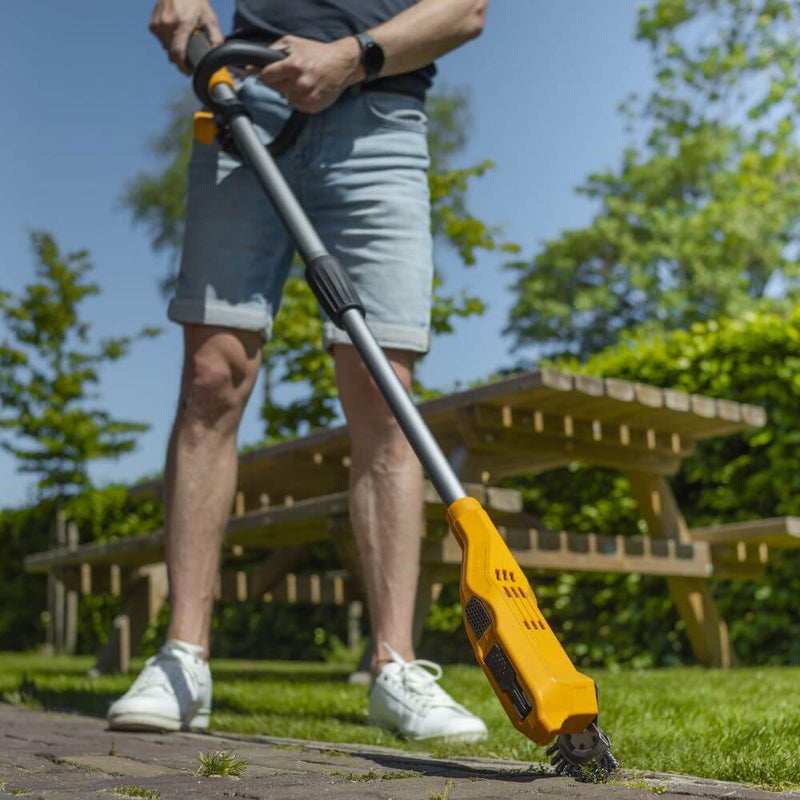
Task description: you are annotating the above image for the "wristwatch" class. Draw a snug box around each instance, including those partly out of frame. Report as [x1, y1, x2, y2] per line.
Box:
[354, 32, 385, 80]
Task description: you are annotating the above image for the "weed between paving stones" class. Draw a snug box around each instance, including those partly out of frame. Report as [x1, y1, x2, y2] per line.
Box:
[611, 779, 667, 794]
[113, 786, 161, 799]
[197, 750, 248, 778]
[330, 769, 422, 782]
[318, 748, 348, 758]
[0, 780, 30, 796]
[428, 780, 454, 800]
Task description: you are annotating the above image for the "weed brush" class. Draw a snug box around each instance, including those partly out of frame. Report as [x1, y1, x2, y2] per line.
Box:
[186, 34, 619, 780]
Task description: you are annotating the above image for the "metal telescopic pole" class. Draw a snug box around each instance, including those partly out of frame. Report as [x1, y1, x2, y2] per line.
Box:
[210, 83, 466, 507]
[341, 308, 466, 506]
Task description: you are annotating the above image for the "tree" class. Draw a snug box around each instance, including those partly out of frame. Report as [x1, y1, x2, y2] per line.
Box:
[125, 86, 517, 438]
[505, 0, 800, 359]
[0, 233, 160, 498]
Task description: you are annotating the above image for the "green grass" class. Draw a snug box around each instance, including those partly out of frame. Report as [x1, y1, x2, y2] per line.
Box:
[112, 786, 161, 799]
[329, 768, 422, 781]
[429, 779, 454, 800]
[196, 750, 248, 777]
[0, 652, 798, 789]
[610, 779, 667, 794]
[0, 780, 31, 796]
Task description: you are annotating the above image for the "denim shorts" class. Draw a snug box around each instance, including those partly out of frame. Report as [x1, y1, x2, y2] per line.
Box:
[168, 77, 434, 353]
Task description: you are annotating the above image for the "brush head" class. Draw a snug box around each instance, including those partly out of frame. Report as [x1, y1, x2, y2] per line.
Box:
[547, 723, 620, 780]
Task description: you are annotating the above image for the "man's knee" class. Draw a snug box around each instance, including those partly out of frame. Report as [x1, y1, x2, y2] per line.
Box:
[178, 326, 263, 430]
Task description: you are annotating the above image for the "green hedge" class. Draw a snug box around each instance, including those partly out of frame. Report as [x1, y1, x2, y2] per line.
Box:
[0, 488, 164, 653]
[533, 307, 800, 667]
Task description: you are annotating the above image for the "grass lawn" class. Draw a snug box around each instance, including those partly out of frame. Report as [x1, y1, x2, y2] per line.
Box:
[0, 652, 798, 790]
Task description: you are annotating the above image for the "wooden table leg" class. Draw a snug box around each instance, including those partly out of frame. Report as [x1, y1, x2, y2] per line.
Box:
[93, 565, 169, 675]
[626, 471, 732, 669]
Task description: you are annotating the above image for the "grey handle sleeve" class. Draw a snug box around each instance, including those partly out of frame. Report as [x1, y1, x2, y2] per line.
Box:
[186, 32, 212, 74]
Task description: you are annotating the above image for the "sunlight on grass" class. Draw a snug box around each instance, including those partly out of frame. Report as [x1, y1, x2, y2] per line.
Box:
[1, 652, 798, 789]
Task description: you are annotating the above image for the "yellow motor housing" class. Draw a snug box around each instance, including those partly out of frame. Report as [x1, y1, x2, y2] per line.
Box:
[447, 496, 598, 744]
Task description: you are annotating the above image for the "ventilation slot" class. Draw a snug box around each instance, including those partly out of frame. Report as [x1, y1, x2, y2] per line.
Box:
[464, 596, 492, 640]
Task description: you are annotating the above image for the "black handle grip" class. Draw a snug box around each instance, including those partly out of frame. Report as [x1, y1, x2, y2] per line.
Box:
[190, 36, 287, 112]
[186, 32, 213, 74]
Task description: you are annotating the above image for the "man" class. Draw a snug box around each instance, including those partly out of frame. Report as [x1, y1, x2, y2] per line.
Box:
[108, 0, 489, 741]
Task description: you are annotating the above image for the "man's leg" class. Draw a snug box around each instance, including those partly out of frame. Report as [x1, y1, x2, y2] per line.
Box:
[164, 324, 264, 656]
[335, 342, 487, 741]
[108, 324, 262, 732]
[334, 344, 423, 675]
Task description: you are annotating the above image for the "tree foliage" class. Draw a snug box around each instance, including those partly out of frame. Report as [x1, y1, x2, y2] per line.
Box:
[122, 95, 196, 294]
[124, 86, 517, 438]
[0, 233, 159, 498]
[506, 0, 800, 359]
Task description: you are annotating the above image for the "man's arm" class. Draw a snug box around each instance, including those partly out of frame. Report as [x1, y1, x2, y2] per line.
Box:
[148, 0, 488, 111]
[365, 0, 488, 78]
[259, 0, 488, 112]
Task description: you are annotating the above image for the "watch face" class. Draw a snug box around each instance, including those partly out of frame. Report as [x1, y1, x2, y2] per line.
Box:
[363, 39, 385, 75]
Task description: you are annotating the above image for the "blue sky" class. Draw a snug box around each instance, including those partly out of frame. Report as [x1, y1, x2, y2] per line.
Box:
[1, 1, 653, 508]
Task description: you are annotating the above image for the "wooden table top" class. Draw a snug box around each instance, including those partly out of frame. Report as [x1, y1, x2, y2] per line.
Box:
[133, 367, 766, 509]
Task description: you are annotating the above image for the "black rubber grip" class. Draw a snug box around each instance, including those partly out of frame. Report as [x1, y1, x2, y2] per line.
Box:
[192, 39, 286, 112]
[484, 645, 533, 720]
[305, 255, 365, 328]
[186, 32, 212, 74]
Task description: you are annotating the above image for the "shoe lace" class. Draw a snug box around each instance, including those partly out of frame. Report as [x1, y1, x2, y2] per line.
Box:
[383, 643, 462, 713]
[128, 650, 201, 698]
[127, 656, 173, 694]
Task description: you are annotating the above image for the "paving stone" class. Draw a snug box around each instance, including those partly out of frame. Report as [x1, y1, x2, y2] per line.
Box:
[59, 753, 179, 777]
[0, 704, 797, 800]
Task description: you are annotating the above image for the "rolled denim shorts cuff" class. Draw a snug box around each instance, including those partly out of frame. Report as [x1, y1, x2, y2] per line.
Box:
[322, 319, 431, 354]
[168, 298, 272, 340]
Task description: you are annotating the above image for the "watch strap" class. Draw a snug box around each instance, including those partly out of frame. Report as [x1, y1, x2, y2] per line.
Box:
[354, 32, 385, 79]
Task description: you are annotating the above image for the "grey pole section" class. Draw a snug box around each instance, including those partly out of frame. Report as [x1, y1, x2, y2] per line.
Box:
[211, 84, 466, 507]
[342, 309, 466, 507]
[210, 84, 327, 265]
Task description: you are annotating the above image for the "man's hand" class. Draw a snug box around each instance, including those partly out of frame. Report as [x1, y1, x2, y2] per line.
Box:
[149, 0, 224, 74]
[257, 35, 366, 114]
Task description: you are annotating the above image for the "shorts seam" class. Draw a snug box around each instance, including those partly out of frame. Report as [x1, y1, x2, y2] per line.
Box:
[168, 298, 273, 339]
[322, 320, 431, 354]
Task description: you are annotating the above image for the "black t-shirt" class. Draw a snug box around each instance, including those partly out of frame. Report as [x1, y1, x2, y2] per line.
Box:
[232, 0, 436, 99]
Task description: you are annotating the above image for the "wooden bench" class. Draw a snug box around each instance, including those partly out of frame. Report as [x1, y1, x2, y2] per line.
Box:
[26, 367, 771, 671]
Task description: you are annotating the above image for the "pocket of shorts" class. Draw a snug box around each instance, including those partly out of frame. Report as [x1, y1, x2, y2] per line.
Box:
[365, 92, 428, 132]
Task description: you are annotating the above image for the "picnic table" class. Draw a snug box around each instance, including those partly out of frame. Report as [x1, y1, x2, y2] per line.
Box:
[27, 367, 786, 673]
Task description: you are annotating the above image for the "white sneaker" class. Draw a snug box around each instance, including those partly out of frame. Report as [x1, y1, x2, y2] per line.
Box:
[367, 644, 488, 741]
[107, 639, 212, 732]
